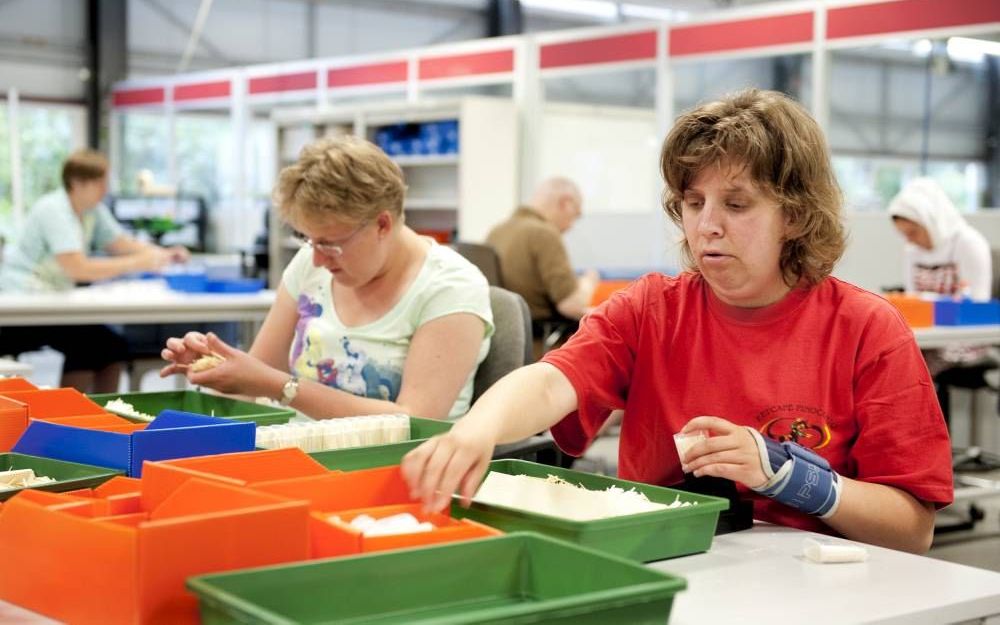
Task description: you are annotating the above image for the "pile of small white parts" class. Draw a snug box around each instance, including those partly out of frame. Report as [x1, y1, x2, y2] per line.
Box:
[255, 414, 410, 452]
[103, 398, 156, 421]
[190, 353, 225, 372]
[332, 512, 435, 537]
[0, 468, 56, 491]
[473, 472, 694, 521]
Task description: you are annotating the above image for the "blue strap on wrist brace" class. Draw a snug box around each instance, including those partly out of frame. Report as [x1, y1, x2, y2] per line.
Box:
[747, 428, 842, 518]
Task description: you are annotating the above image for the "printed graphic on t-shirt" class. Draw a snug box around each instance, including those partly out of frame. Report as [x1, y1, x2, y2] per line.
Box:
[754, 404, 832, 450]
[914, 262, 959, 295]
[290, 294, 403, 401]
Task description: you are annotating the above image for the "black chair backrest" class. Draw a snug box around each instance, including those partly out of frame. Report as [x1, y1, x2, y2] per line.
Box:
[452, 242, 503, 287]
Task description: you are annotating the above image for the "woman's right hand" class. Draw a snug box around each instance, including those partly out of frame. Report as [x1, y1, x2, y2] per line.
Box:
[159, 331, 210, 377]
[401, 419, 497, 513]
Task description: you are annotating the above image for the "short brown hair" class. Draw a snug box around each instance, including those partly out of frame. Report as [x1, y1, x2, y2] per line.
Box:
[661, 89, 845, 285]
[62, 150, 108, 191]
[273, 135, 406, 227]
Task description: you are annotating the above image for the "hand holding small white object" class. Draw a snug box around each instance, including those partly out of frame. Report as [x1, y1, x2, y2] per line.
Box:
[681, 416, 843, 518]
[673, 429, 708, 467]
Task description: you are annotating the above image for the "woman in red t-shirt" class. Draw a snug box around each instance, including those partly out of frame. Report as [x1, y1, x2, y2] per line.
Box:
[402, 89, 952, 554]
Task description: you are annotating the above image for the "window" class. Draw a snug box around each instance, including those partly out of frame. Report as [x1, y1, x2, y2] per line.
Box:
[0, 101, 85, 244]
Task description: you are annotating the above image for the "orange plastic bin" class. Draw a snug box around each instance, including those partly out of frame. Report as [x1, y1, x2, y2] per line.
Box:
[0, 477, 310, 625]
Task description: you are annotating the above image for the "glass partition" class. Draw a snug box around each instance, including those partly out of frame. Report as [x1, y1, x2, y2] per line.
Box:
[673, 53, 812, 113]
[828, 35, 997, 211]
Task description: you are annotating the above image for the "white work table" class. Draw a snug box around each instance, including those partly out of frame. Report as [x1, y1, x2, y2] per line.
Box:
[656, 523, 1000, 625]
[912, 325, 1000, 349]
[3, 523, 999, 624]
[0, 281, 275, 326]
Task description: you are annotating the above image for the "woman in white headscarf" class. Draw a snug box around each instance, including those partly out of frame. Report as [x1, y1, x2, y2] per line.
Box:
[889, 178, 993, 384]
[889, 178, 991, 301]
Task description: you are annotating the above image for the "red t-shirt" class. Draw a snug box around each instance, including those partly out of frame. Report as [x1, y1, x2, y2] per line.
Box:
[544, 272, 953, 534]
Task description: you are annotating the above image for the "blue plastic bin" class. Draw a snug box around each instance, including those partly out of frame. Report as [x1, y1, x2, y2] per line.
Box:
[205, 278, 265, 293]
[933, 299, 1000, 326]
[12, 410, 256, 476]
[165, 273, 208, 292]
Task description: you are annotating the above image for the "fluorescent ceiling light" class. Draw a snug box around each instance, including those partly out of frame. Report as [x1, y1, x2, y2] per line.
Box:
[620, 3, 686, 21]
[947, 36, 1000, 64]
[520, 0, 618, 20]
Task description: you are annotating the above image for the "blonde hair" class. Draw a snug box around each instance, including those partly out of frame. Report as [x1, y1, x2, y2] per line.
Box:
[661, 89, 845, 285]
[273, 135, 406, 226]
[62, 149, 108, 191]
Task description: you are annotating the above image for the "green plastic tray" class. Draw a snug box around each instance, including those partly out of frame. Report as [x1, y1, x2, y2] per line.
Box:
[452, 460, 729, 563]
[308, 416, 452, 471]
[0, 452, 123, 501]
[188, 533, 685, 625]
[89, 390, 295, 426]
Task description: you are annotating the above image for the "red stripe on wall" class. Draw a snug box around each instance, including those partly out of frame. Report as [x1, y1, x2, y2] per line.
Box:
[670, 12, 813, 56]
[540, 31, 657, 69]
[174, 80, 231, 102]
[328, 61, 408, 88]
[828, 0, 1000, 39]
[418, 49, 514, 80]
[248, 71, 317, 94]
[112, 87, 165, 107]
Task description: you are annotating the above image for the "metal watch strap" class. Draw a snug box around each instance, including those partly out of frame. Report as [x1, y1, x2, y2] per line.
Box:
[279, 375, 299, 406]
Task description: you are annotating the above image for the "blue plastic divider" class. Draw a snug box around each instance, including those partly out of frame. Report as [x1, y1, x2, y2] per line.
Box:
[13, 410, 255, 476]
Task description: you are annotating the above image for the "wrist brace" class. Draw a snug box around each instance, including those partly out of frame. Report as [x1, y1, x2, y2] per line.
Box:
[747, 427, 842, 518]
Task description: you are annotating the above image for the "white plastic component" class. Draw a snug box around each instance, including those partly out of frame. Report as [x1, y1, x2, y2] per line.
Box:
[255, 414, 411, 452]
[673, 430, 707, 462]
[103, 398, 156, 422]
[802, 538, 869, 564]
[341, 512, 435, 537]
[473, 472, 673, 521]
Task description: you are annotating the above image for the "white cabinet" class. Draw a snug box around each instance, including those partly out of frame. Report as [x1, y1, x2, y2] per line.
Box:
[268, 97, 518, 287]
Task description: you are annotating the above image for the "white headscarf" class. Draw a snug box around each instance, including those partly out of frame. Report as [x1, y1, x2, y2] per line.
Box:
[887, 178, 964, 251]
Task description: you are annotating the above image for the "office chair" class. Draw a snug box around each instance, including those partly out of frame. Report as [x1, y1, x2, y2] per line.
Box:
[473, 286, 531, 403]
[451, 242, 503, 287]
[474, 286, 566, 466]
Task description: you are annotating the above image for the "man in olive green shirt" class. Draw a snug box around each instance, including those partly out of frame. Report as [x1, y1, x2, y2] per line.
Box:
[486, 177, 598, 323]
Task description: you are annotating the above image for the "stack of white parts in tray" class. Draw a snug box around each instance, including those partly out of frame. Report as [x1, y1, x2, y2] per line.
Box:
[256, 414, 410, 452]
[0, 468, 55, 491]
[473, 473, 694, 521]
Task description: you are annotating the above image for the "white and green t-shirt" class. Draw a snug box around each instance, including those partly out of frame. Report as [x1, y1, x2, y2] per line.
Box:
[0, 189, 123, 293]
[282, 242, 494, 419]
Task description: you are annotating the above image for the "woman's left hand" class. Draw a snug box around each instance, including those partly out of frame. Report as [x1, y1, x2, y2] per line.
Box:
[186, 332, 284, 398]
[679, 416, 768, 489]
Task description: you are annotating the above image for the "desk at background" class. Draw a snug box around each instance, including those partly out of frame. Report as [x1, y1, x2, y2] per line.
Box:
[912, 325, 1000, 349]
[0, 282, 275, 387]
[0, 281, 274, 328]
[2, 523, 999, 624]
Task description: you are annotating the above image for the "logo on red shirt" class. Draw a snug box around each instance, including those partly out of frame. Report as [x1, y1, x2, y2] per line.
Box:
[755, 404, 832, 450]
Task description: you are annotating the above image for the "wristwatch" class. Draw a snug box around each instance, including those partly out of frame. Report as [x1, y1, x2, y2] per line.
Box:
[279, 375, 300, 406]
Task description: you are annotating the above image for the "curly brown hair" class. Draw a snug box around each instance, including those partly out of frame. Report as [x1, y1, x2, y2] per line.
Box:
[661, 89, 845, 285]
[273, 135, 406, 227]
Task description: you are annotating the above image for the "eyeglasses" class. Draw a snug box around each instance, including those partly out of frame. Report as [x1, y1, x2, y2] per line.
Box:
[296, 221, 369, 257]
